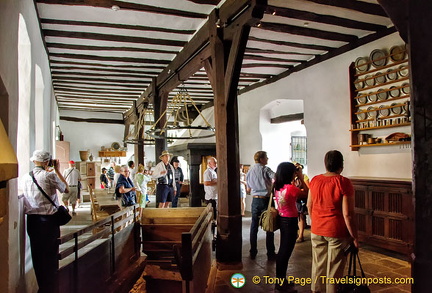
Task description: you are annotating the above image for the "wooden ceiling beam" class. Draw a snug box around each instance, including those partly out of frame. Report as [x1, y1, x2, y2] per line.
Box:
[53, 85, 141, 93]
[52, 80, 147, 89]
[52, 71, 156, 79]
[246, 47, 313, 56]
[43, 29, 186, 47]
[186, 0, 219, 5]
[60, 116, 124, 124]
[46, 42, 179, 55]
[36, 0, 208, 19]
[52, 67, 160, 75]
[50, 60, 165, 70]
[52, 76, 150, 84]
[248, 36, 333, 51]
[305, 0, 388, 17]
[266, 5, 386, 32]
[377, 0, 408, 43]
[49, 52, 171, 64]
[242, 63, 294, 69]
[244, 53, 305, 63]
[58, 106, 126, 113]
[259, 21, 357, 42]
[56, 92, 139, 98]
[41, 18, 195, 35]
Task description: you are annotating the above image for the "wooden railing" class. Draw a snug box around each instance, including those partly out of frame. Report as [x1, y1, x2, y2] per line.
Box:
[57, 205, 145, 293]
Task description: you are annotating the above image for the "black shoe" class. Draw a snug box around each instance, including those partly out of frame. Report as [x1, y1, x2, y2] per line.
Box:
[275, 282, 297, 292]
[267, 252, 277, 261]
[250, 251, 257, 260]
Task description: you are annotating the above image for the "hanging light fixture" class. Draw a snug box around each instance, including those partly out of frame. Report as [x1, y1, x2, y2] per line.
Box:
[123, 107, 156, 145]
[146, 85, 215, 140]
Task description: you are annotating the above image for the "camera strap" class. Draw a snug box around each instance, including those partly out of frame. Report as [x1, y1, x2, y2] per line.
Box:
[29, 171, 59, 209]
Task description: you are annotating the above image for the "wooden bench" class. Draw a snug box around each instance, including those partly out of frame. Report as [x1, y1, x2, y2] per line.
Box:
[140, 205, 213, 293]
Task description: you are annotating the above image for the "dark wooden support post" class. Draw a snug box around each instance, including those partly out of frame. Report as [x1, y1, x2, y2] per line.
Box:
[152, 78, 167, 159]
[206, 1, 266, 265]
[409, 0, 432, 291]
[134, 105, 145, 165]
[189, 153, 204, 207]
[134, 127, 145, 166]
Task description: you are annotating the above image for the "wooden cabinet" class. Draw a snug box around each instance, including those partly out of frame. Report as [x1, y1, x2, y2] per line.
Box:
[76, 161, 101, 191]
[55, 141, 70, 175]
[349, 45, 411, 151]
[351, 177, 413, 255]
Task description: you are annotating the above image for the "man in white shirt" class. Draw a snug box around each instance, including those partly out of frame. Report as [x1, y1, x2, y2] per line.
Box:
[20, 150, 68, 293]
[204, 157, 218, 220]
[61, 160, 81, 215]
[152, 150, 176, 208]
[128, 160, 136, 180]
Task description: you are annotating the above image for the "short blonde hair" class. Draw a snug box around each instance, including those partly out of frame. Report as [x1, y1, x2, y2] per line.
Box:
[137, 164, 145, 173]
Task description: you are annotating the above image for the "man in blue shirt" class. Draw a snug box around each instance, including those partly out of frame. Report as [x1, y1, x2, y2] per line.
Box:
[246, 151, 276, 260]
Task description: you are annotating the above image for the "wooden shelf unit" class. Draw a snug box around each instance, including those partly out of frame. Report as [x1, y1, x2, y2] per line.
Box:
[98, 151, 127, 157]
[349, 46, 411, 151]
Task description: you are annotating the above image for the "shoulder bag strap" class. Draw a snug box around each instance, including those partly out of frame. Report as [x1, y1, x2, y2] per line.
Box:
[267, 191, 274, 210]
[29, 171, 58, 208]
[348, 249, 355, 275]
[64, 169, 73, 180]
[356, 251, 366, 278]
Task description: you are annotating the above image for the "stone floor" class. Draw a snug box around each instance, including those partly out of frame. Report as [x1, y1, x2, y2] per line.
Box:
[211, 214, 412, 293]
[62, 193, 412, 293]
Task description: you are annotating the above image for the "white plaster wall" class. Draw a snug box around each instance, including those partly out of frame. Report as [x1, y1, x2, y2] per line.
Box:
[239, 32, 411, 180]
[59, 110, 132, 165]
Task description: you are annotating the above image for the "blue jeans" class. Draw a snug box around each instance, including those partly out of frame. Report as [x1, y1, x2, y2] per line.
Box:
[276, 217, 298, 279]
[250, 197, 275, 256]
[172, 182, 182, 207]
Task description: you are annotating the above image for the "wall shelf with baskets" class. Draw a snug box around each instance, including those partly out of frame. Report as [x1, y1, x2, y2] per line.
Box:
[349, 44, 411, 151]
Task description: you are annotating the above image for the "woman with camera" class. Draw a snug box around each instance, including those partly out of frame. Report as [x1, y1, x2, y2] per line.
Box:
[273, 162, 308, 292]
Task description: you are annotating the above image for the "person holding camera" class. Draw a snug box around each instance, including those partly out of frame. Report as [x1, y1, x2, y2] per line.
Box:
[293, 162, 310, 243]
[61, 160, 81, 215]
[20, 150, 69, 293]
[273, 162, 308, 292]
[307, 150, 358, 293]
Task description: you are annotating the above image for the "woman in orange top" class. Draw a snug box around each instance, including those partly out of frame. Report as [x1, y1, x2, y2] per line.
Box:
[307, 150, 358, 293]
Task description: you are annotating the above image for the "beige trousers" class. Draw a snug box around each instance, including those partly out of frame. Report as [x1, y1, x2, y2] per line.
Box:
[311, 233, 351, 293]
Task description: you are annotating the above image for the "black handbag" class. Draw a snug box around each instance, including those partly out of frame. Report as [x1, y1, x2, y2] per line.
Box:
[29, 171, 72, 226]
[337, 248, 370, 293]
